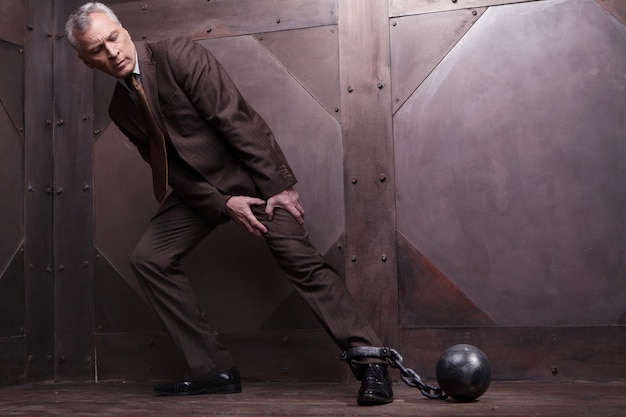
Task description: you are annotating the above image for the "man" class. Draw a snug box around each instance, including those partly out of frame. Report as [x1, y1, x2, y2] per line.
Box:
[65, 2, 392, 406]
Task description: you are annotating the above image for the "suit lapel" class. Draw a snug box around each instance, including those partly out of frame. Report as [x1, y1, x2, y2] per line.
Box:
[135, 42, 166, 133]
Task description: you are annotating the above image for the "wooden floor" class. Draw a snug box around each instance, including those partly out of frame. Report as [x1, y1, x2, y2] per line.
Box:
[0, 380, 625, 416]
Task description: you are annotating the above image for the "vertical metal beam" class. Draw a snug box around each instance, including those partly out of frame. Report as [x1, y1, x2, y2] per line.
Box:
[52, 0, 95, 380]
[338, 0, 398, 346]
[24, 0, 55, 381]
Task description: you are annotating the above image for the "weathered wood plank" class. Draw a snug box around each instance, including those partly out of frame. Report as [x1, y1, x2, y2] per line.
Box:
[1, 380, 625, 416]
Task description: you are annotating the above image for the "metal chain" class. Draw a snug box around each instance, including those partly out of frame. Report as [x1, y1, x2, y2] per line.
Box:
[340, 346, 447, 400]
[386, 348, 447, 400]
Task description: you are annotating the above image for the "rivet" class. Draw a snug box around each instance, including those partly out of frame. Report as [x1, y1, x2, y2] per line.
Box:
[97, 325, 104, 331]
[59, 356, 65, 363]
[347, 85, 354, 93]
[392, 21, 397, 27]
[86, 356, 93, 363]
[83, 261, 89, 268]
[379, 174, 386, 182]
[56, 119, 64, 126]
[19, 48, 24, 54]
[276, 18, 281, 24]
[381, 254, 388, 262]
[56, 33, 64, 39]
[472, 10, 478, 16]
[28, 24, 34, 31]
[46, 188, 52, 194]
[351, 176, 358, 184]
[28, 355, 33, 363]
[47, 355, 53, 361]
[377, 82, 384, 89]
[19, 327, 24, 334]
[334, 107, 339, 113]
[56, 188, 63, 195]
[551, 366, 558, 375]
[207, 27, 212, 33]
[142, 4, 147, 10]
[351, 255, 357, 262]
[83, 184, 90, 191]
[45, 266, 52, 273]
[57, 264, 65, 271]
[142, 34, 147, 40]
[258, 35, 263, 41]
[47, 32, 53, 38]
[27, 184, 34, 192]
[94, 129, 101, 135]
[46, 120, 52, 125]
[282, 367, 290, 374]
[337, 243, 343, 250]
[452, 0, 457, 3]
[82, 115, 88, 121]
[28, 263, 34, 270]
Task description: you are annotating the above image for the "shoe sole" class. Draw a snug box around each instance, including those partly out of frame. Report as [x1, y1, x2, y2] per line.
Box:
[155, 384, 242, 396]
[358, 393, 394, 406]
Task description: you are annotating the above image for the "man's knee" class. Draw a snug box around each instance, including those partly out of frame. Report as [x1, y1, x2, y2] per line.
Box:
[129, 243, 163, 276]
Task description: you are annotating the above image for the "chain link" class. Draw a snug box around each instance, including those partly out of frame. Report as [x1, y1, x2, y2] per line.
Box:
[386, 348, 447, 400]
[340, 346, 447, 400]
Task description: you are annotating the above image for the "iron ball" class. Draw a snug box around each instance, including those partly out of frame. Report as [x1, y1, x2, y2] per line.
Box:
[435, 344, 492, 402]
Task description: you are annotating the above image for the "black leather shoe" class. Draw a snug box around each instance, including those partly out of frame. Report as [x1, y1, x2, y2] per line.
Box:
[357, 363, 393, 406]
[154, 367, 242, 396]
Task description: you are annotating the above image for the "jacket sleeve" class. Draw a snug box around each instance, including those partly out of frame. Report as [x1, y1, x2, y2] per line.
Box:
[165, 37, 297, 199]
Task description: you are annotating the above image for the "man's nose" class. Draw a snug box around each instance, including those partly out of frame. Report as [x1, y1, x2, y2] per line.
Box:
[105, 43, 118, 58]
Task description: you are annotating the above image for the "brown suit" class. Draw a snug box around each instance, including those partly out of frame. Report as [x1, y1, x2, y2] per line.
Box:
[109, 37, 381, 380]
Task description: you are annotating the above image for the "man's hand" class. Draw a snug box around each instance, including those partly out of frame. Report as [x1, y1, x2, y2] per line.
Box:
[266, 187, 305, 225]
[225, 196, 268, 239]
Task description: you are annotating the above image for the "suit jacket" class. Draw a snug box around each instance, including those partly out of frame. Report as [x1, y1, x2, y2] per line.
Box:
[109, 37, 297, 223]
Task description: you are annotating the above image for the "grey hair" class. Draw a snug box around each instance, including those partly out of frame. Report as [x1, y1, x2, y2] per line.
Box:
[65, 2, 120, 51]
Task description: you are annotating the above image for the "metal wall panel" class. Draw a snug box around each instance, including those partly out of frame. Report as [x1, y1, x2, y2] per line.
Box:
[390, 0, 539, 17]
[395, 0, 626, 326]
[51, 0, 96, 380]
[338, 0, 398, 347]
[0, 1, 24, 46]
[401, 326, 626, 381]
[0, 41, 24, 276]
[23, 0, 55, 382]
[112, 0, 337, 41]
[390, 8, 485, 113]
[595, 0, 626, 26]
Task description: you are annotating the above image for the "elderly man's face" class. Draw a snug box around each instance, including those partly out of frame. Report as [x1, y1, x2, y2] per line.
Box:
[74, 12, 136, 78]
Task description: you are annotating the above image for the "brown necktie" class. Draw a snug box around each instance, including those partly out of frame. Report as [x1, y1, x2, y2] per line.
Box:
[127, 74, 168, 203]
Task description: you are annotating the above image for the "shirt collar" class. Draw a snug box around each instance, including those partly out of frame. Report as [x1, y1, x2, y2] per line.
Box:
[118, 50, 140, 91]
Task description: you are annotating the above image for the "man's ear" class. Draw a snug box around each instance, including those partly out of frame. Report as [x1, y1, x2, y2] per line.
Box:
[78, 54, 95, 69]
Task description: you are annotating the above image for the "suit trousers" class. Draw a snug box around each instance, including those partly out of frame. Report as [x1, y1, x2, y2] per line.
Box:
[129, 192, 382, 381]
